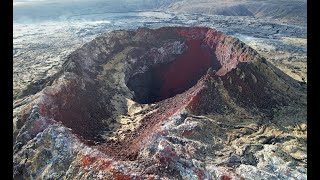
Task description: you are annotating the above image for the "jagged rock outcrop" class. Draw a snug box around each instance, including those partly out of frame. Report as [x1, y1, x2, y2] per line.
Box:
[13, 27, 306, 179]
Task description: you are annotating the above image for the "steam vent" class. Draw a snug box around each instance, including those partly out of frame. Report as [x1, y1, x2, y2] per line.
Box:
[13, 27, 307, 179]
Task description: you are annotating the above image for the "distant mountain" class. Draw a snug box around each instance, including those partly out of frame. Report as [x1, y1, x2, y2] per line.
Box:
[167, 0, 307, 25]
[14, 0, 306, 25]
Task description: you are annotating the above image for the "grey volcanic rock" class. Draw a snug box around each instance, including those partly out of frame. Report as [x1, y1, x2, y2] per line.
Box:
[13, 27, 306, 179]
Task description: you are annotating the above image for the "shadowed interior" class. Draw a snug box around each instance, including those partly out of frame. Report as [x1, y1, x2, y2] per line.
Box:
[127, 39, 221, 104]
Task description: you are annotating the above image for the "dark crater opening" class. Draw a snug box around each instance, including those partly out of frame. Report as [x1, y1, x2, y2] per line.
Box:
[127, 39, 221, 104]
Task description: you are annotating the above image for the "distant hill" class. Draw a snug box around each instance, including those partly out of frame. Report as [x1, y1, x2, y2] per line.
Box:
[13, 0, 306, 25]
[167, 0, 307, 25]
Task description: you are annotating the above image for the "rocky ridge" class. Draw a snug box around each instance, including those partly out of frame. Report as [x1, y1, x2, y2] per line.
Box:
[13, 27, 306, 179]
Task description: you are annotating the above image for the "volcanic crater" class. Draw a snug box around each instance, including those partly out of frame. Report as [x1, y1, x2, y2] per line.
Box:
[14, 27, 306, 179]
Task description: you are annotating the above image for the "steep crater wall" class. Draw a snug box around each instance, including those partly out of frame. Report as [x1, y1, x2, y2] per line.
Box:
[124, 27, 259, 104]
[126, 36, 221, 104]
